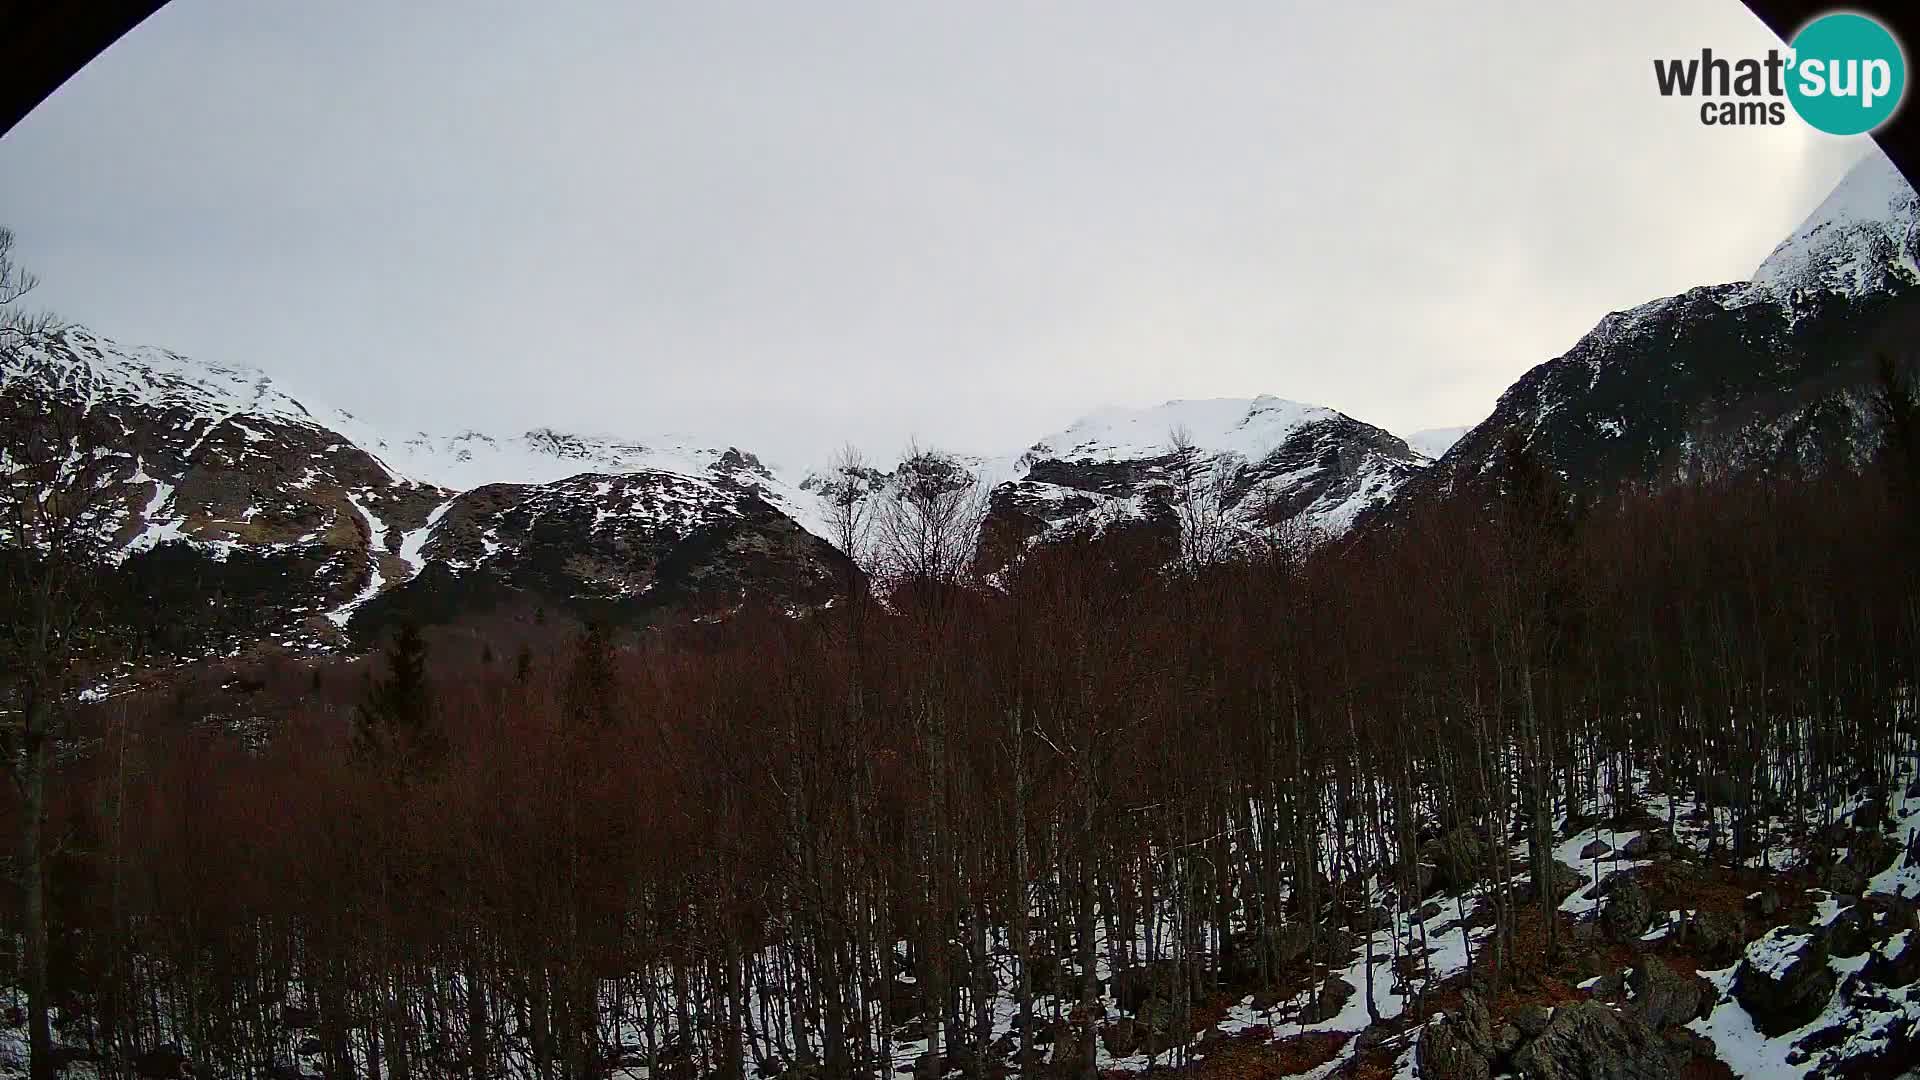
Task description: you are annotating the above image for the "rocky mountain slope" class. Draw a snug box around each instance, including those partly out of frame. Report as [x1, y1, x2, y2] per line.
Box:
[0, 330, 849, 653]
[1427, 149, 1920, 499]
[977, 396, 1426, 568]
[3, 334, 1430, 654]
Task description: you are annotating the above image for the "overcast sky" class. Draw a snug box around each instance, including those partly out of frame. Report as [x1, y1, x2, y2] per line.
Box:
[0, 0, 1878, 468]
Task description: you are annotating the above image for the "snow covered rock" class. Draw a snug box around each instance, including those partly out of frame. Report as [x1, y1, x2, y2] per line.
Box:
[978, 396, 1425, 568]
[1732, 925, 1837, 1037]
[1863, 928, 1920, 988]
[0, 327, 855, 649]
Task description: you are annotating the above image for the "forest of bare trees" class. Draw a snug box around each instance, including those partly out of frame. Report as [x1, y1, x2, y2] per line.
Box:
[3, 364, 1918, 1080]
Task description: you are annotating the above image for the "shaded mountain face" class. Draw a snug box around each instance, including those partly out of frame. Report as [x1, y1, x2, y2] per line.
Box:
[0, 330, 849, 656]
[1428, 150, 1919, 499]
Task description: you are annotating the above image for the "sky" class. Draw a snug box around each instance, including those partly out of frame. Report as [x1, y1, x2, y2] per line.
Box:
[0, 0, 1880, 470]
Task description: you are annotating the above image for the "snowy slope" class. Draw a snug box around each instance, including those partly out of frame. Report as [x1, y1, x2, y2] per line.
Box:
[1027, 395, 1341, 464]
[1750, 148, 1920, 300]
[1404, 426, 1471, 460]
[979, 396, 1427, 563]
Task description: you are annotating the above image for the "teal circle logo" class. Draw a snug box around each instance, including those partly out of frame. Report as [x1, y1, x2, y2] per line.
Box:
[1787, 13, 1906, 135]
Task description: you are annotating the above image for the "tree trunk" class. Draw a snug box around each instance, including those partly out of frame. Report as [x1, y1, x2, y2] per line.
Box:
[22, 699, 53, 1080]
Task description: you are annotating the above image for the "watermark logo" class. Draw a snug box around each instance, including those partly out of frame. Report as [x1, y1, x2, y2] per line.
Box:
[1653, 10, 1906, 133]
[1788, 13, 1905, 134]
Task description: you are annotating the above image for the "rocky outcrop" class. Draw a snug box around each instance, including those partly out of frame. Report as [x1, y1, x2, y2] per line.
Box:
[1601, 878, 1653, 943]
[1627, 956, 1715, 1031]
[1419, 999, 1676, 1080]
[1732, 926, 1836, 1037]
[1416, 1013, 1492, 1080]
[1677, 909, 1744, 968]
[1425, 828, 1493, 893]
[977, 397, 1427, 570]
[1508, 1002, 1674, 1080]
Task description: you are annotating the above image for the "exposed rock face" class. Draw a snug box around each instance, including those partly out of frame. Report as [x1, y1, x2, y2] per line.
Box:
[1416, 1014, 1492, 1080]
[1521, 859, 1586, 907]
[1424, 828, 1492, 893]
[1864, 927, 1920, 988]
[1110, 961, 1185, 1015]
[1508, 1002, 1675, 1080]
[1295, 976, 1354, 1025]
[1678, 910, 1744, 968]
[1601, 878, 1654, 944]
[1627, 956, 1714, 1031]
[1732, 925, 1836, 1037]
[1421, 999, 1676, 1080]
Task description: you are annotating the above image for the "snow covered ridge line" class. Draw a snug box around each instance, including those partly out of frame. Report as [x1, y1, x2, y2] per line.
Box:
[9, 322, 1432, 563]
[9, 322, 1423, 645]
[1749, 147, 1920, 299]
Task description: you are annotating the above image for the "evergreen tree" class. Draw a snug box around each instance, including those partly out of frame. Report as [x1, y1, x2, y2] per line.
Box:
[354, 621, 442, 776]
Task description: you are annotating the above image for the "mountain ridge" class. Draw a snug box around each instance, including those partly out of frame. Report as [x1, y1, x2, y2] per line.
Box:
[7, 148, 1917, 654]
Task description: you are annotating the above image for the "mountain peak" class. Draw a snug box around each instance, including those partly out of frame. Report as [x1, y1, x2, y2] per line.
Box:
[1750, 148, 1919, 298]
[1035, 396, 1341, 463]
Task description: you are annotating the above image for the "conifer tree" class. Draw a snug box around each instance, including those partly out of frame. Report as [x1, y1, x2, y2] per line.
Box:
[354, 621, 441, 775]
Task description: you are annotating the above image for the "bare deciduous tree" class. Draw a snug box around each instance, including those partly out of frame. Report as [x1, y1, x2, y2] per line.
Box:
[873, 442, 986, 611]
[2, 229, 117, 1080]
[1167, 425, 1239, 571]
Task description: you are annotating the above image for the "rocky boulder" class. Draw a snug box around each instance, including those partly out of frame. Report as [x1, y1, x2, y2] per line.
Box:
[1863, 930, 1920, 988]
[1602, 878, 1654, 943]
[1509, 1001, 1675, 1080]
[1098, 1018, 1140, 1058]
[1627, 956, 1715, 1030]
[1425, 828, 1492, 893]
[1678, 909, 1744, 968]
[1732, 926, 1836, 1037]
[1111, 960, 1183, 1014]
[1416, 1015, 1492, 1080]
[1825, 904, 1874, 959]
[1512, 1004, 1554, 1039]
[1296, 976, 1355, 1025]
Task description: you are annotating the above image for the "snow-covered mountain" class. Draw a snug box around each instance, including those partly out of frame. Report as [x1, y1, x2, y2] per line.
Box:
[2, 326, 1427, 651]
[0, 329, 850, 651]
[978, 396, 1425, 567]
[9, 148, 1914, 653]
[1426, 148, 1919, 501]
